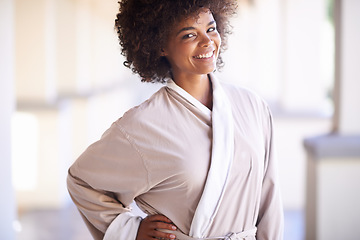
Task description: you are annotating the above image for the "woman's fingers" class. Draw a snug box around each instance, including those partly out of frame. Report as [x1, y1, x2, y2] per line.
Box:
[136, 214, 177, 240]
[149, 228, 176, 239]
[146, 214, 173, 224]
[144, 214, 177, 231]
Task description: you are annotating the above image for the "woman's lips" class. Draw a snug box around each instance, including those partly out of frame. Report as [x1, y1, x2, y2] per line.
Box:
[193, 51, 215, 59]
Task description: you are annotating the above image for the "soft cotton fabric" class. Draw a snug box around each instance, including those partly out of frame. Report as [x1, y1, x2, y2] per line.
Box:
[167, 76, 235, 238]
[67, 73, 284, 240]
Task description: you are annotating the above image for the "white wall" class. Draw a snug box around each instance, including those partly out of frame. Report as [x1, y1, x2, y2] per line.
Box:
[317, 158, 360, 239]
[0, 0, 17, 239]
[275, 117, 331, 209]
[334, 0, 360, 134]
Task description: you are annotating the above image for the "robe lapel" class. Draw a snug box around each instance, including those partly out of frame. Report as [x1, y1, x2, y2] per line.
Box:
[167, 74, 234, 238]
[166, 79, 212, 119]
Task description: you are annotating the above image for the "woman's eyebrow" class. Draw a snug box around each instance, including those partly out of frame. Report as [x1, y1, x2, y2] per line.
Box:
[176, 20, 216, 36]
[176, 27, 195, 36]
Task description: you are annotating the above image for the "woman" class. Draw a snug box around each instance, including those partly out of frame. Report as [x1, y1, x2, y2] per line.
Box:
[67, 0, 284, 239]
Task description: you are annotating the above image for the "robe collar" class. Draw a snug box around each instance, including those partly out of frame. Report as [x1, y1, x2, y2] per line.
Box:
[166, 78, 211, 119]
[167, 73, 234, 238]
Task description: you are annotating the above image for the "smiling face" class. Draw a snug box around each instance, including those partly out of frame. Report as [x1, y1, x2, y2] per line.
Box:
[162, 9, 221, 82]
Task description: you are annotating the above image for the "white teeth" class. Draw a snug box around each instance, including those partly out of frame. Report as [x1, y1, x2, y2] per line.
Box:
[195, 51, 213, 59]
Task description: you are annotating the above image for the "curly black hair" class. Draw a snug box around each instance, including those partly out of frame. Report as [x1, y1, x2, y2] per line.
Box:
[115, 0, 237, 83]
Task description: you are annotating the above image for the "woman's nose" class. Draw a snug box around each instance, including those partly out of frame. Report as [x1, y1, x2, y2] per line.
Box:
[199, 34, 213, 47]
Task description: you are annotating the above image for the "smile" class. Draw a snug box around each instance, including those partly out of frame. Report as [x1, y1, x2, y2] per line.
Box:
[193, 51, 214, 59]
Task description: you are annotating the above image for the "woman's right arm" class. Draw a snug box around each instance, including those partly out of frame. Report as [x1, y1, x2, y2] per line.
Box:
[67, 123, 147, 240]
[68, 164, 178, 240]
[67, 170, 142, 239]
[67, 123, 177, 240]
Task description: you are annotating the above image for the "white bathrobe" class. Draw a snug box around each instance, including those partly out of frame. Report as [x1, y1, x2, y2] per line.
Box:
[67, 73, 284, 240]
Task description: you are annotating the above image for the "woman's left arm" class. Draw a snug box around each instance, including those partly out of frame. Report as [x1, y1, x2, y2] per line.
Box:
[256, 107, 284, 240]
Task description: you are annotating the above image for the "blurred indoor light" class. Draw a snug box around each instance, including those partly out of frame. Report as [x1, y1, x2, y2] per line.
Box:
[11, 112, 39, 191]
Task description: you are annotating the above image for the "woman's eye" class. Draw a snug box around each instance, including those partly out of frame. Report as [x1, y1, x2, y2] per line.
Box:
[182, 33, 195, 39]
[208, 27, 216, 32]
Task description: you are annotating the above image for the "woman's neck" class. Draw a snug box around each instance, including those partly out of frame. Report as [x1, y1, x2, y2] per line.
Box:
[173, 73, 213, 110]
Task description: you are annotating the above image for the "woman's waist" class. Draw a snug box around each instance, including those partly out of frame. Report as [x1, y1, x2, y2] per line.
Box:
[159, 227, 257, 240]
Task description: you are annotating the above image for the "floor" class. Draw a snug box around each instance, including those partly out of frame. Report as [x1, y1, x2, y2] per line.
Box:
[16, 204, 304, 240]
[16, 204, 92, 240]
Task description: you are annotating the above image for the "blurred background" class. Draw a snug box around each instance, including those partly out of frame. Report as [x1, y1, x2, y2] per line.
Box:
[1, 0, 359, 239]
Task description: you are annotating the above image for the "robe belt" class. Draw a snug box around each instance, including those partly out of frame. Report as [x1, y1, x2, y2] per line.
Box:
[159, 227, 257, 240]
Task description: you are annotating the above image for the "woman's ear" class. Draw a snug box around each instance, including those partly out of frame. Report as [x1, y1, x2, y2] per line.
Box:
[160, 48, 167, 56]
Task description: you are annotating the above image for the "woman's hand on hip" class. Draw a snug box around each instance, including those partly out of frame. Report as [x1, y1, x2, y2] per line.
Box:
[136, 214, 177, 240]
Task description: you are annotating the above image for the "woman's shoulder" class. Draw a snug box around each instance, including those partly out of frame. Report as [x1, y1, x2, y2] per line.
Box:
[220, 81, 268, 109]
[219, 80, 273, 130]
[114, 86, 169, 129]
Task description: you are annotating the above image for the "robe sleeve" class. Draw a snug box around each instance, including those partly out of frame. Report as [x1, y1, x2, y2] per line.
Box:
[256, 106, 284, 240]
[67, 122, 150, 240]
